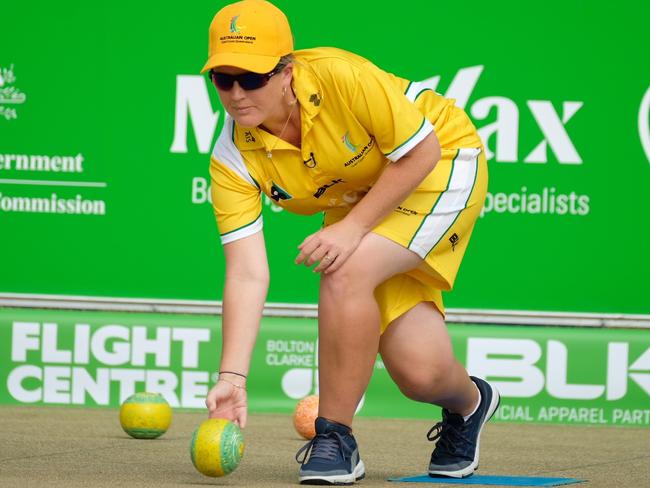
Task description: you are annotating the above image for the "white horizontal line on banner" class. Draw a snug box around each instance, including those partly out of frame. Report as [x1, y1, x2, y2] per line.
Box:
[0, 179, 107, 187]
[0, 293, 648, 329]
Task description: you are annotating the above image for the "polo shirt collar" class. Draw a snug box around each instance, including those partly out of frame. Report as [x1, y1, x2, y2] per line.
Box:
[292, 60, 323, 126]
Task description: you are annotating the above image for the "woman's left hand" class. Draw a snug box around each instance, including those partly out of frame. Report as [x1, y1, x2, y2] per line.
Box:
[295, 219, 366, 273]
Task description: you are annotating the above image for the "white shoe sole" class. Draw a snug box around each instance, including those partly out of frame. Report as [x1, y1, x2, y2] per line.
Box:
[300, 459, 366, 485]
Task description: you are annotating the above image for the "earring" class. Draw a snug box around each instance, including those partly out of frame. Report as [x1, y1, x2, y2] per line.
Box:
[285, 86, 297, 106]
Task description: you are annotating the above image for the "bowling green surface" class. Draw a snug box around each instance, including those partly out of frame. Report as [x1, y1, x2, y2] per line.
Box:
[0, 405, 648, 488]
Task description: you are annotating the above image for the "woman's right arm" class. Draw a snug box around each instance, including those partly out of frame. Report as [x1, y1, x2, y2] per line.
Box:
[205, 231, 269, 427]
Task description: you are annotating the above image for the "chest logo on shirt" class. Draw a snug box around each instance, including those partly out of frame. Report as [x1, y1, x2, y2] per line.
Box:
[314, 179, 344, 199]
[303, 152, 317, 168]
[270, 182, 292, 202]
[342, 132, 359, 152]
[343, 138, 375, 168]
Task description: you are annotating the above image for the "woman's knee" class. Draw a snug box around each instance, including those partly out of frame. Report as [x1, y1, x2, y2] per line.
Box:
[392, 359, 459, 403]
[320, 259, 375, 298]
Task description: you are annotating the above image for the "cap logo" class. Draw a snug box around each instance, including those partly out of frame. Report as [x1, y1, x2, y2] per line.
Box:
[220, 15, 256, 44]
[229, 15, 245, 33]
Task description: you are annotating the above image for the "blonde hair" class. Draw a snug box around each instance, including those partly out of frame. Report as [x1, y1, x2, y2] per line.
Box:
[278, 53, 296, 68]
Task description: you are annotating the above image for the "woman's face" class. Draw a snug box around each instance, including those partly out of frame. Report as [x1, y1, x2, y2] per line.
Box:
[213, 65, 292, 128]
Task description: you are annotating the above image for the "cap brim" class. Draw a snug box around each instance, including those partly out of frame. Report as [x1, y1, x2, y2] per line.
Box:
[200, 52, 281, 74]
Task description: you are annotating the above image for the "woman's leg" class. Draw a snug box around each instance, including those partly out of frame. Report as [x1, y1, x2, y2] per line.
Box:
[317, 232, 422, 426]
[378, 301, 478, 415]
[379, 300, 500, 479]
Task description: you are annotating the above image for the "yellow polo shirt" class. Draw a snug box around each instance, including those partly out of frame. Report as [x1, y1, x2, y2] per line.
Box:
[210, 47, 482, 244]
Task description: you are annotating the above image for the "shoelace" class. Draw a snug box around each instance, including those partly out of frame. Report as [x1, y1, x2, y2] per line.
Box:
[426, 414, 472, 458]
[295, 432, 352, 464]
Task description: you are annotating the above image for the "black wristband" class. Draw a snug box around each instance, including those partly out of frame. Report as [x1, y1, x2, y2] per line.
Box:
[219, 370, 247, 379]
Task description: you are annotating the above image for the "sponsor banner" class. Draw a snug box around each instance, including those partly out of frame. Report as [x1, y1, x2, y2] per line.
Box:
[0, 1, 648, 315]
[2, 308, 648, 427]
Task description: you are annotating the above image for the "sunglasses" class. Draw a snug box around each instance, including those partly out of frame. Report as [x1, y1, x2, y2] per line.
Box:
[210, 65, 284, 91]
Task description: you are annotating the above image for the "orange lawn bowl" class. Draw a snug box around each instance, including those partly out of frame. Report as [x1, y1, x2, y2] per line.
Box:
[293, 394, 319, 440]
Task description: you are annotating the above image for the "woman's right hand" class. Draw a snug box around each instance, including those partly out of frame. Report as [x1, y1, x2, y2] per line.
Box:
[205, 377, 248, 428]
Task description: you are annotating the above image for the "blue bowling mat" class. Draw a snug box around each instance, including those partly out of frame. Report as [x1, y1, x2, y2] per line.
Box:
[388, 474, 585, 486]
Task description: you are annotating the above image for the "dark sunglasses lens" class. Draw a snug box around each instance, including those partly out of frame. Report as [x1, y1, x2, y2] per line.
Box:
[237, 73, 268, 90]
[213, 72, 235, 90]
[212, 71, 270, 91]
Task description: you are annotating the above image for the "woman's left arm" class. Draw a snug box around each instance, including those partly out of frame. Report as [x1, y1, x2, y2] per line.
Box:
[295, 131, 441, 272]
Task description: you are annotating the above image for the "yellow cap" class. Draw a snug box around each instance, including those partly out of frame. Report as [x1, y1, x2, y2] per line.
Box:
[201, 0, 293, 74]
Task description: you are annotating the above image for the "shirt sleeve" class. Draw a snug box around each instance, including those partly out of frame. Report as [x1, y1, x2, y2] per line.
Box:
[209, 118, 263, 245]
[350, 61, 433, 162]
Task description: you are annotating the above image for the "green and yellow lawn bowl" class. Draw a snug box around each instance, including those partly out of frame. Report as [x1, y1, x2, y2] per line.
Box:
[190, 418, 245, 477]
[119, 392, 172, 439]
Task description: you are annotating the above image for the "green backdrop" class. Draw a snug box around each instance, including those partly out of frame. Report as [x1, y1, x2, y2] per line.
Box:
[1, 1, 649, 314]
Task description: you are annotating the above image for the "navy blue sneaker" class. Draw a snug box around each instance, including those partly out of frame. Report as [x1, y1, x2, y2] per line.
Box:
[295, 416, 365, 485]
[427, 376, 500, 478]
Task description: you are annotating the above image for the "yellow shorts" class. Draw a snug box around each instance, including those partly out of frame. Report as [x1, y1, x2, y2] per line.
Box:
[326, 147, 488, 333]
